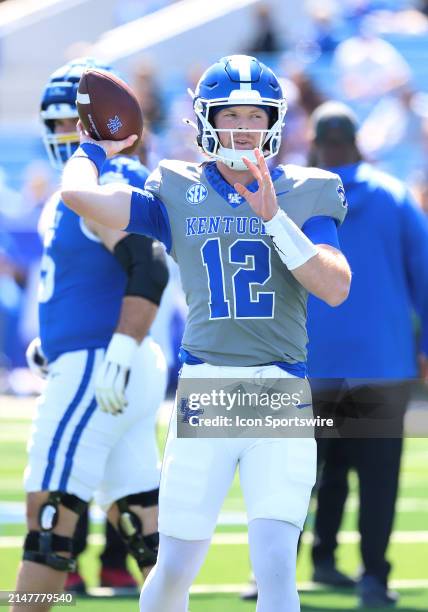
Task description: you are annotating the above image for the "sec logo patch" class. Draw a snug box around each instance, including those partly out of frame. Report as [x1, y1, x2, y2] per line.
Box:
[186, 183, 208, 204]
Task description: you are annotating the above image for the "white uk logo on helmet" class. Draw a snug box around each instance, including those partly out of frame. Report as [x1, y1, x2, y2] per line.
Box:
[186, 183, 208, 204]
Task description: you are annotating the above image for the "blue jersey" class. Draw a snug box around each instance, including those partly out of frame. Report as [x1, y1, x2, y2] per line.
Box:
[307, 162, 428, 378]
[38, 156, 149, 363]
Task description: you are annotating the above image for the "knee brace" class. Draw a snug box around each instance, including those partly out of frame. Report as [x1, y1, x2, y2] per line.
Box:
[116, 489, 159, 569]
[23, 491, 88, 572]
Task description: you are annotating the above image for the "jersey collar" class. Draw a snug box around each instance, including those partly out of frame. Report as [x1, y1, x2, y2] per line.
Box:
[203, 161, 284, 208]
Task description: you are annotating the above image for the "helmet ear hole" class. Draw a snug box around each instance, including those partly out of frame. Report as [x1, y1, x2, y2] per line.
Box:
[268, 111, 278, 130]
[45, 119, 56, 133]
[202, 134, 217, 153]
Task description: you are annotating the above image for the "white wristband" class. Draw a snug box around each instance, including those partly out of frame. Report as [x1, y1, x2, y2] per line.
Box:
[263, 208, 319, 270]
[105, 333, 138, 368]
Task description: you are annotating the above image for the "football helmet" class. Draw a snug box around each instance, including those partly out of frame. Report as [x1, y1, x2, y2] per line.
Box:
[40, 57, 114, 169]
[189, 55, 287, 170]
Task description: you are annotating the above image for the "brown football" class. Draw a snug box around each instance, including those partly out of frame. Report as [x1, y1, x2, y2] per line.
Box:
[76, 68, 143, 155]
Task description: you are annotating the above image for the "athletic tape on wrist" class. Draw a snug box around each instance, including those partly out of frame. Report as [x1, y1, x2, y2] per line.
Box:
[72, 143, 107, 175]
[263, 208, 319, 270]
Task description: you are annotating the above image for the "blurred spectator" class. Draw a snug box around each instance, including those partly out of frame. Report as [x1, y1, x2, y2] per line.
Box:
[19, 160, 55, 230]
[340, 0, 406, 27]
[0, 161, 54, 231]
[411, 170, 428, 215]
[132, 59, 166, 133]
[365, 6, 428, 35]
[306, 3, 342, 54]
[420, 0, 428, 17]
[358, 87, 428, 180]
[0, 167, 24, 226]
[332, 26, 411, 106]
[0, 230, 27, 373]
[0, 232, 26, 293]
[278, 71, 325, 166]
[292, 70, 326, 115]
[245, 3, 282, 54]
[165, 63, 205, 163]
[0, 161, 50, 371]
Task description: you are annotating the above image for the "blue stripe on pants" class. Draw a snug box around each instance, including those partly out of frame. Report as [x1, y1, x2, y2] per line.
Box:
[58, 397, 98, 490]
[41, 349, 96, 490]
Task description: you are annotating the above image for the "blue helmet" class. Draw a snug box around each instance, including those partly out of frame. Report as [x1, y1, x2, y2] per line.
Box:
[40, 57, 114, 169]
[190, 55, 287, 170]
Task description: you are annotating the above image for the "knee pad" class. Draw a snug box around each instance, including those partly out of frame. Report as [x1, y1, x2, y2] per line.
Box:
[23, 491, 88, 572]
[116, 489, 159, 569]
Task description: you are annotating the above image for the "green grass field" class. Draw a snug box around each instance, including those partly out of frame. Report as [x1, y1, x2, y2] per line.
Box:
[0, 396, 427, 611]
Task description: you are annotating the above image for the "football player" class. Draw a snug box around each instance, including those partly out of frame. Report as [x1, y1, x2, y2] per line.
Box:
[60, 55, 352, 612]
[11, 59, 169, 612]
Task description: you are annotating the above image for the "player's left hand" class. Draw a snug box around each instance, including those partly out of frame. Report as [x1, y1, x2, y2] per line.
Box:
[77, 120, 138, 159]
[234, 148, 279, 221]
[95, 333, 138, 415]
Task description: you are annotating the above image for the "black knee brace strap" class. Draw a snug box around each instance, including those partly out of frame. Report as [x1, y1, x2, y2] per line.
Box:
[125, 488, 159, 508]
[23, 531, 75, 572]
[23, 491, 88, 572]
[116, 492, 159, 569]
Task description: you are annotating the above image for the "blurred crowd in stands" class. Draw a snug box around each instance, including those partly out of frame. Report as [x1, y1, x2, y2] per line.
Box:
[1, 0, 428, 392]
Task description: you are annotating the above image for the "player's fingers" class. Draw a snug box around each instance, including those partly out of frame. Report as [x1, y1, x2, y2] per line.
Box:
[77, 120, 92, 141]
[95, 382, 115, 414]
[96, 389, 109, 413]
[117, 134, 138, 151]
[103, 390, 119, 415]
[254, 149, 271, 183]
[254, 148, 268, 172]
[242, 156, 263, 183]
[96, 363, 119, 414]
[94, 366, 108, 412]
[112, 369, 127, 411]
[234, 182, 252, 201]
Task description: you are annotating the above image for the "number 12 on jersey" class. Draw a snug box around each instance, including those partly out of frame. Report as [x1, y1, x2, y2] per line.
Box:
[201, 238, 275, 319]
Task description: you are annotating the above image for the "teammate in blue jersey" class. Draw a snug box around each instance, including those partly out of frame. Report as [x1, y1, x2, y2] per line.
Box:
[12, 59, 169, 612]
[60, 55, 352, 612]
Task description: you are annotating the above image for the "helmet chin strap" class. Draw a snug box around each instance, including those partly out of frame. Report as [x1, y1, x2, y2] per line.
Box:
[217, 146, 257, 171]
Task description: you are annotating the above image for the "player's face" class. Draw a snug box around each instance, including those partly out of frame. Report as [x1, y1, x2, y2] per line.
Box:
[213, 106, 269, 149]
[53, 118, 78, 134]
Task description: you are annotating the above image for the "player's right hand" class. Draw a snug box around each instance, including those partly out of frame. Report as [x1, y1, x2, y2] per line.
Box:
[235, 148, 279, 221]
[77, 120, 138, 159]
[26, 337, 49, 379]
[95, 333, 138, 415]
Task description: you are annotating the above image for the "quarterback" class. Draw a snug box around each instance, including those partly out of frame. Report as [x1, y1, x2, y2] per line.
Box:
[12, 59, 169, 612]
[61, 55, 351, 612]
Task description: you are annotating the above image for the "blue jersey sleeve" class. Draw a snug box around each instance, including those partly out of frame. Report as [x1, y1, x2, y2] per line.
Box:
[302, 215, 341, 249]
[400, 196, 428, 355]
[125, 190, 172, 253]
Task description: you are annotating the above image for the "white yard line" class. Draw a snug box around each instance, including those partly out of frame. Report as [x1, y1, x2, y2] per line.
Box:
[189, 580, 428, 594]
[1, 531, 428, 549]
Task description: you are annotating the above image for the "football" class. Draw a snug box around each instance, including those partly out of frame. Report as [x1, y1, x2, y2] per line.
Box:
[76, 68, 143, 154]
